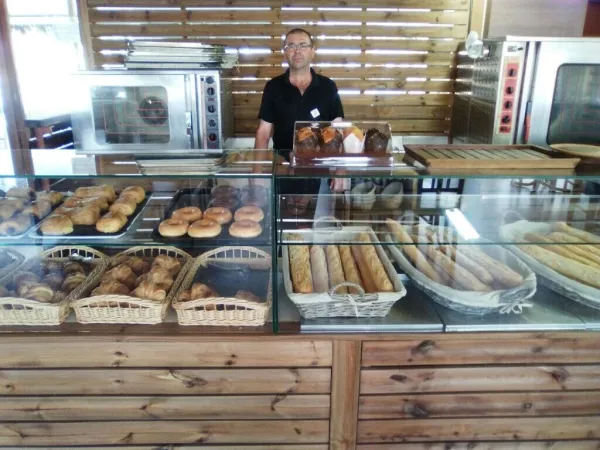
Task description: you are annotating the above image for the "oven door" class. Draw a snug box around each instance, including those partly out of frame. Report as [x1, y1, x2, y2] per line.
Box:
[72, 73, 195, 153]
[527, 41, 600, 147]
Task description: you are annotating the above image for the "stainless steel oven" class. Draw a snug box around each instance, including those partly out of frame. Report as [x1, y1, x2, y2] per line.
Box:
[71, 70, 233, 153]
[452, 37, 600, 147]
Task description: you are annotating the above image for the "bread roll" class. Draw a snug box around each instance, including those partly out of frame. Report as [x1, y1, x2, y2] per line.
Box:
[524, 232, 600, 269]
[386, 219, 443, 284]
[338, 245, 363, 294]
[310, 245, 329, 293]
[457, 246, 523, 288]
[438, 245, 495, 285]
[554, 222, 600, 244]
[518, 244, 600, 289]
[351, 245, 378, 293]
[288, 233, 312, 293]
[326, 245, 347, 295]
[425, 246, 492, 292]
[357, 233, 393, 292]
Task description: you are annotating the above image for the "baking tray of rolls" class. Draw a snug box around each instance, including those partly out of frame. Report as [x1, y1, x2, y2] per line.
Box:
[0, 188, 64, 239]
[151, 187, 271, 247]
[31, 185, 150, 240]
[386, 219, 537, 316]
[500, 219, 600, 311]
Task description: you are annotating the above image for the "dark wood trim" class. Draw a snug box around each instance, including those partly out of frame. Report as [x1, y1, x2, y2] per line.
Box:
[583, 0, 600, 36]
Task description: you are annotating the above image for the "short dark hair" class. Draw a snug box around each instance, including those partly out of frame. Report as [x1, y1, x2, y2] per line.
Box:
[284, 28, 314, 47]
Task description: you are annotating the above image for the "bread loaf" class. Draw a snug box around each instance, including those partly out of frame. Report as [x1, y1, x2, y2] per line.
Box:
[457, 246, 523, 288]
[425, 247, 492, 292]
[438, 245, 495, 285]
[339, 245, 363, 294]
[357, 233, 394, 292]
[524, 232, 600, 269]
[554, 222, 600, 244]
[546, 232, 600, 264]
[351, 245, 378, 293]
[288, 233, 313, 293]
[386, 219, 443, 284]
[326, 245, 347, 295]
[310, 245, 329, 293]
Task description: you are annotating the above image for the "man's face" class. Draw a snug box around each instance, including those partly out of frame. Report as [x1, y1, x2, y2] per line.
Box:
[284, 32, 315, 71]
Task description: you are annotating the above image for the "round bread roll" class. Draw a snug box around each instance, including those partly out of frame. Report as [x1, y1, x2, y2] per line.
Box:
[172, 206, 203, 223]
[204, 207, 233, 224]
[40, 214, 73, 235]
[188, 218, 222, 238]
[109, 198, 136, 216]
[23, 200, 52, 219]
[96, 212, 127, 233]
[158, 218, 189, 237]
[229, 220, 262, 238]
[120, 186, 146, 203]
[234, 206, 264, 223]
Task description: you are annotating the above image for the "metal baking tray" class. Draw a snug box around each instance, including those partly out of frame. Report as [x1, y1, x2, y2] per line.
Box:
[0, 195, 62, 240]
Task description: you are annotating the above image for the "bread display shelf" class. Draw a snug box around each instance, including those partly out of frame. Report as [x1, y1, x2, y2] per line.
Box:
[500, 219, 600, 311]
[282, 227, 406, 319]
[172, 246, 272, 326]
[71, 246, 192, 325]
[0, 246, 108, 326]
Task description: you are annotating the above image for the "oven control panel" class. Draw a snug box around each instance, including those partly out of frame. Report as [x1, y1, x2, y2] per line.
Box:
[498, 59, 520, 135]
[203, 75, 220, 149]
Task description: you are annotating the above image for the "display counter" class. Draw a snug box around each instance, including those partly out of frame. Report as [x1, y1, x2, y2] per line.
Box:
[0, 149, 600, 448]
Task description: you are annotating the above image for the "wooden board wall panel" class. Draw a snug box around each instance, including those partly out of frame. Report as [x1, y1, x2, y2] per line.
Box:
[13, 447, 330, 450]
[358, 391, 600, 419]
[361, 365, 600, 394]
[0, 368, 331, 395]
[235, 119, 449, 134]
[361, 337, 600, 366]
[1, 395, 331, 421]
[233, 80, 454, 92]
[233, 67, 453, 80]
[0, 340, 332, 368]
[234, 94, 453, 108]
[357, 417, 600, 443]
[357, 442, 600, 450]
[234, 106, 452, 120]
[0, 420, 330, 446]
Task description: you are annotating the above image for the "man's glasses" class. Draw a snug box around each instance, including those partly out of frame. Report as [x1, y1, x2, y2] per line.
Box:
[284, 43, 313, 52]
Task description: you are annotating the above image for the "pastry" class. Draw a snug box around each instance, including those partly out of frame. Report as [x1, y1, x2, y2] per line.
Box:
[92, 280, 130, 296]
[357, 233, 394, 292]
[178, 289, 192, 302]
[188, 219, 222, 238]
[204, 207, 233, 225]
[69, 205, 101, 225]
[234, 206, 264, 223]
[131, 281, 167, 302]
[63, 262, 86, 275]
[294, 127, 319, 152]
[457, 247, 523, 288]
[326, 245, 347, 294]
[288, 233, 312, 293]
[43, 260, 63, 274]
[152, 255, 182, 276]
[338, 245, 363, 294]
[96, 212, 127, 234]
[63, 196, 109, 211]
[36, 191, 63, 206]
[158, 218, 189, 237]
[0, 204, 18, 220]
[20, 283, 54, 302]
[0, 198, 27, 210]
[105, 264, 137, 289]
[43, 273, 64, 290]
[351, 245, 378, 293]
[120, 186, 146, 204]
[318, 127, 343, 153]
[40, 214, 73, 235]
[229, 220, 262, 238]
[364, 128, 389, 152]
[75, 185, 116, 202]
[61, 272, 87, 293]
[191, 282, 217, 299]
[234, 290, 261, 302]
[6, 187, 34, 199]
[310, 245, 329, 293]
[122, 256, 151, 275]
[172, 206, 203, 223]
[438, 245, 495, 285]
[342, 126, 364, 154]
[425, 246, 492, 292]
[22, 200, 52, 219]
[109, 198, 136, 216]
[136, 267, 173, 291]
[0, 214, 31, 236]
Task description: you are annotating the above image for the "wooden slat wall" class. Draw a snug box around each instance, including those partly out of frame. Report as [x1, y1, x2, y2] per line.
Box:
[82, 0, 469, 137]
[358, 334, 600, 448]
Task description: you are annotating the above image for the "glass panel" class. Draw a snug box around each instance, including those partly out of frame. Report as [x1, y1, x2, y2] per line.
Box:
[91, 86, 171, 145]
[548, 64, 600, 145]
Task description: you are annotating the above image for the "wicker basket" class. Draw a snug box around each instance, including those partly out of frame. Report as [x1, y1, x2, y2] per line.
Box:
[71, 246, 192, 324]
[0, 248, 25, 281]
[172, 246, 272, 326]
[0, 246, 108, 326]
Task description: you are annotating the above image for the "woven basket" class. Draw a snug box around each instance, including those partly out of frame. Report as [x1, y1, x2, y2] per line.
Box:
[71, 246, 192, 324]
[172, 246, 272, 326]
[0, 248, 25, 281]
[0, 246, 108, 326]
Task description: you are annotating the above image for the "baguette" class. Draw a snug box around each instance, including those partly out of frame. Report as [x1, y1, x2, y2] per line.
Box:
[288, 233, 313, 293]
[457, 246, 523, 288]
[357, 233, 394, 292]
[310, 245, 329, 293]
[438, 245, 495, 285]
[554, 222, 600, 244]
[524, 232, 600, 269]
[326, 245, 347, 295]
[425, 246, 492, 292]
[518, 244, 600, 289]
[351, 245, 378, 293]
[339, 245, 363, 294]
[546, 232, 600, 263]
[386, 219, 443, 284]
[425, 256, 451, 286]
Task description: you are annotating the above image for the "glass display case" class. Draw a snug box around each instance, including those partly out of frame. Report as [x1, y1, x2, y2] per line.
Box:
[274, 160, 600, 333]
[0, 150, 274, 331]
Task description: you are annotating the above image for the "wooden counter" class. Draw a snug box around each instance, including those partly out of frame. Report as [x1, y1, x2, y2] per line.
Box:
[1, 330, 600, 449]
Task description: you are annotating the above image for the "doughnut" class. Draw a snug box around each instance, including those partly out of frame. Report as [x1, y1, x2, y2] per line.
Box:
[209, 197, 238, 211]
[211, 185, 238, 199]
[204, 207, 233, 224]
[234, 206, 264, 223]
[172, 206, 203, 222]
[109, 198, 136, 216]
[158, 218, 189, 237]
[120, 186, 146, 203]
[229, 220, 262, 238]
[188, 219, 222, 238]
[96, 212, 127, 233]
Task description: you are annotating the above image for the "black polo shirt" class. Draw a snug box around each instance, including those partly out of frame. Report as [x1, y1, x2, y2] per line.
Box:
[258, 68, 344, 158]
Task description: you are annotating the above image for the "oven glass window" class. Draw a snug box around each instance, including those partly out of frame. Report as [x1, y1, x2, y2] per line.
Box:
[548, 64, 600, 145]
[91, 86, 170, 144]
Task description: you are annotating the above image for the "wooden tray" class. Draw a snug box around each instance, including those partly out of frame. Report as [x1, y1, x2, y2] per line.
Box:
[403, 145, 580, 170]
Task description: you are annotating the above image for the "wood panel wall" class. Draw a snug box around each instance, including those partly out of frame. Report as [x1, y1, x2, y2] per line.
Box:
[79, 0, 473, 137]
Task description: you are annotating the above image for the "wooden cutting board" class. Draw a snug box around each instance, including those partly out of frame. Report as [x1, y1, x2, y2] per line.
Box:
[403, 145, 580, 170]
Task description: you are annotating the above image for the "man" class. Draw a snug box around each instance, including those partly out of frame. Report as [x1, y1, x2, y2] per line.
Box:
[254, 28, 344, 160]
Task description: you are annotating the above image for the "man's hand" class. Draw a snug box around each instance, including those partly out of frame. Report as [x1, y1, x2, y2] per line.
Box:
[254, 120, 273, 150]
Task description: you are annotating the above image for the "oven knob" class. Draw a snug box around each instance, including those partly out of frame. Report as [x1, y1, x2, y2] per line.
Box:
[504, 100, 513, 109]
[501, 115, 511, 124]
[207, 105, 216, 113]
[508, 68, 517, 77]
[506, 86, 514, 95]
[209, 119, 217, 127]
[206, 76, 215, 84]
[207, 87, 215, 96]
[209, 133, 217, 142]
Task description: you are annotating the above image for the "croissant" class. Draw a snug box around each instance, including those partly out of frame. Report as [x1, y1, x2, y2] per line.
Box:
[152, 255, 182, 276]
[125, 256, 151, 275]
[135, 267, 173, 291]
[104, 264, 137, 289]
[190, 282, 218, 300]
[13, 271, 41, 287]
[61, 272, 87, 293]
[63, 261, 86, 275]
[178, 289, 192, 302]
[43, 260, 64, 274]
[21, 283, 54, 302]
[131, 281, 166, 302]
[92, 280, 130, 296]
[43, 273, 64, 290]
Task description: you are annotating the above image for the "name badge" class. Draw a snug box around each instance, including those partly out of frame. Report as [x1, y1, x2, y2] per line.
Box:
[310, 108, 320, 118]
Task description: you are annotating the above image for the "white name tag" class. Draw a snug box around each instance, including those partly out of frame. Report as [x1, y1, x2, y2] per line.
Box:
[310, 108, 320, 118]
